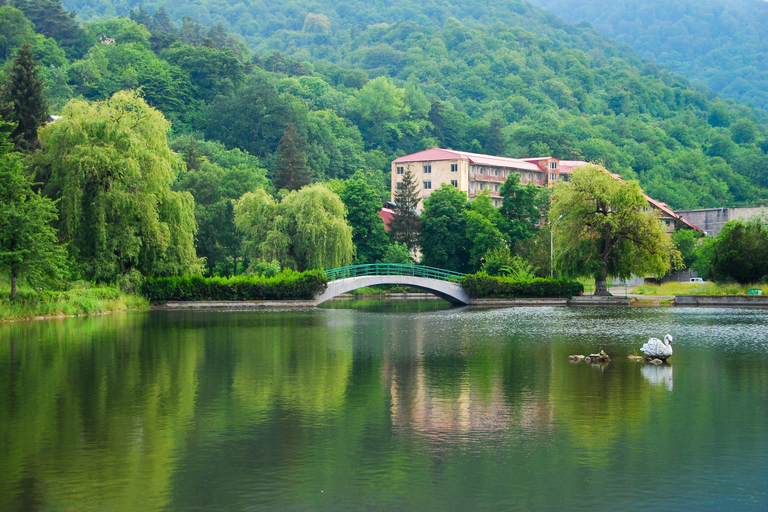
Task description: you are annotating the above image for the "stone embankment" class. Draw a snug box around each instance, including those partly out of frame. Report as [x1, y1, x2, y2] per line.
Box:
[675, 295, 768, 308]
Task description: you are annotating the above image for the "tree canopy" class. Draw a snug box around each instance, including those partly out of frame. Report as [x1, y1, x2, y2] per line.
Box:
[234, 183, 353, 271]
[36, 90, 200, 281]
[550, 165, 670, 294]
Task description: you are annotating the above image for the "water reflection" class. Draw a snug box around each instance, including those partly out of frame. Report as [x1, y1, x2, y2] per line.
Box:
[0, 306, 767, 511]
[641, 363, 674, 391]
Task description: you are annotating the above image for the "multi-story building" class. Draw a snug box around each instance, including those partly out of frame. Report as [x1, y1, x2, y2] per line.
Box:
[391, 148, 560, 208]
[389, 149, 702, 233]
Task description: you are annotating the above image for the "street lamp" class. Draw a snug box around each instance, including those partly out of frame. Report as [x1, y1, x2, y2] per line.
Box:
[550, 214, 563, 278]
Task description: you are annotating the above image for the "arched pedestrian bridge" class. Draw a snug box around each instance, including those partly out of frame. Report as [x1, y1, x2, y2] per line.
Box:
[316, 264, 470, 305]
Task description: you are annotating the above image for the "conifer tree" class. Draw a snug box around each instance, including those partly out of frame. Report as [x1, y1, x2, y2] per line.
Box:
[1, 44, 48, 151]
[274, 122, 313, 191]
[484, 117, 507, 156]
[389, 167, 420, 250]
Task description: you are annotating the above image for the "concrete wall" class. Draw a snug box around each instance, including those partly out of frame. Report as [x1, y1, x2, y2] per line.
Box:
[674, 206, 767, 237]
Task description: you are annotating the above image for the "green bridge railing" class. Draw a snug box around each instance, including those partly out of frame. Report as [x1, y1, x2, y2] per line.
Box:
[325, 264, 465, 283]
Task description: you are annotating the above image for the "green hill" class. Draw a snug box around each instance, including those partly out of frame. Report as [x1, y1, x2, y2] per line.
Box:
[5, 0, 768, 210]
[526, 0, 768, 112]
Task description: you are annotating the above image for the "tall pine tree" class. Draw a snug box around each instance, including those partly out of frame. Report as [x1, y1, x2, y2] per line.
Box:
[1, 44, 48, 151]
[274, 122, 313, 191]
[389, 167, 420, 250]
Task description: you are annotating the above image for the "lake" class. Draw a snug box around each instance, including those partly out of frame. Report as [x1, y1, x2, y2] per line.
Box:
[1, 303, 767, 511]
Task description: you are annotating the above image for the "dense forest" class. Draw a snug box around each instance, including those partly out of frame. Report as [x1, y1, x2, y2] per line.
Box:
[1, 0, 768, 288]
[527, 0, 768, 112]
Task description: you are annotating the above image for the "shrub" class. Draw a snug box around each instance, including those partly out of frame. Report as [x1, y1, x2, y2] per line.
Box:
[141, 269, 328, 303]
[461, 272, 574, 298]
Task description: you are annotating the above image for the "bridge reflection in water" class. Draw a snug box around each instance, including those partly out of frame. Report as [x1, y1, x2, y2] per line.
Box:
[316, 264, 470, 305]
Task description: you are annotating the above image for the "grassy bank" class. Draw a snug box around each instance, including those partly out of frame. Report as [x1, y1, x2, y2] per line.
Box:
[0, 283, 149, 322]
[633, 282, 768, 296]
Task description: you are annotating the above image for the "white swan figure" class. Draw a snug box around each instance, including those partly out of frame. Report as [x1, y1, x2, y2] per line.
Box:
[641, 334, 673, 360]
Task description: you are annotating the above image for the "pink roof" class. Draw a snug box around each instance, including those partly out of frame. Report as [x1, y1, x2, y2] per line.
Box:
[554, 161, 703, 232]
[393, 148, 542, 171]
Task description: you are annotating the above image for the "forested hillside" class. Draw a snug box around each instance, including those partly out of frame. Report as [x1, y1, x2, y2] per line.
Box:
[2, 0, 768, 283]
[526, 0, 768, 112]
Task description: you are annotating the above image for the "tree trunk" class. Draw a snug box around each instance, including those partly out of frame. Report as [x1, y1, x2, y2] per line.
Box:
[594, 271, 612, 296]
[11, 275, 16, 299]
[233, 256, 237, 277]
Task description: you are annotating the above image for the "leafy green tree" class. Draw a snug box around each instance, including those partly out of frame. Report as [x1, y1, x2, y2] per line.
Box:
[484, 117, 507, 156]
[349, 76, 403, 150]
[14, 0, 83, 57]
[274, 122, 313, 191]
[0, 43, 48, 150]
[499, 173, 545, 246]
[381, 242, 412, 264]
[670, 228, 702, 269]
[161, 43, 245, 101]
[234, 184, 353, 271]
[550, 165, 670, 295]
[339, 175, 389, 264]
[36, 90, 200, 281]
[0, 6, 34, 61]
[420, 184, 470, 273]
[172, 137, 268, 276]
[0, 126, 64, 297]
[389, 166, 420, 250]
[464, 192, 505, 272]
[710, 219, 768, 284]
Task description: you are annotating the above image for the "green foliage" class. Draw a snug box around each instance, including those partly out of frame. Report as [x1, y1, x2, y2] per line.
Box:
[141, 269, 327, 302]
[551, 165, 670, 291]
[0, 128, 65, 297]
[481, 246, 514, 276]
[419, 184, 470, 273]
[499, 173, 546, 247]
[528, 0, 768, 112]
[710, 219, 768, 284]
[500, 255, 539, 281]
[0, 6, 34, 61]
[389, 166, 420, 250]
[381, 242, 413, 264]
[463, 193, 505, 272]
[36, 90, 200, 281]
[274, 122, 313, 191]
[460, 271, 573, 298]
[670, 229, 702, 269]
[234, 184, 354, 271]
[339, 175, 389, 264]
[692, 236, 717, 281]
[0, 282, 148, 320]
[0, 43, 48, 150]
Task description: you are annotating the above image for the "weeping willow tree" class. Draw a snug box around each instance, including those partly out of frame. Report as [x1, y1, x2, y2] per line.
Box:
[234, 183, 353, 271]
[550, 165, 671, 295]
[36, 90, 200, 281]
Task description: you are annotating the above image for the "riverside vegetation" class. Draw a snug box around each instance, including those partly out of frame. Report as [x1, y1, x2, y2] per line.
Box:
[2, 0, 768, 315]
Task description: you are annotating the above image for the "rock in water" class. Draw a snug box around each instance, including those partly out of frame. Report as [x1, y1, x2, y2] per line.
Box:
[569, 355, 585, 362]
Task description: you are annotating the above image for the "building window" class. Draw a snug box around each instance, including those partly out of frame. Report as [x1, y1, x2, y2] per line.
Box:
[526, 172, 532, 180]
[550, 173, 557, 181]
[494, 184, 500, 192]
[549, 161, 558, 169]
[396, 166, 404, 175]
[423, 181, 432, 189]
[423, 165, 431, 174]
[451, 163, 458, 172]
[451, 180, 458, 187]
[493, 168, 499, 176]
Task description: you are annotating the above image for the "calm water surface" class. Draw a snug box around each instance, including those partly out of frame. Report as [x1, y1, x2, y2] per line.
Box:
[1, 304, 767, 511]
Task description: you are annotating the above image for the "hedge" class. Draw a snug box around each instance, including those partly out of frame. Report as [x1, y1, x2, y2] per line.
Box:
[461, 272, 577, 298]
[141, 270, 328, 303]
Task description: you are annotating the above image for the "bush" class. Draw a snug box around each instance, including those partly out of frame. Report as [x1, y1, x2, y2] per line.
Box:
[461, 272, 575, 298]
[141, 269, 328, 303]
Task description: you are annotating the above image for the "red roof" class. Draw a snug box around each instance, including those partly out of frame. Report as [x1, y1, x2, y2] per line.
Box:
[393, 148, 543, 171]
[378, 208, 394, 231]
[555, 161, 703, 232]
